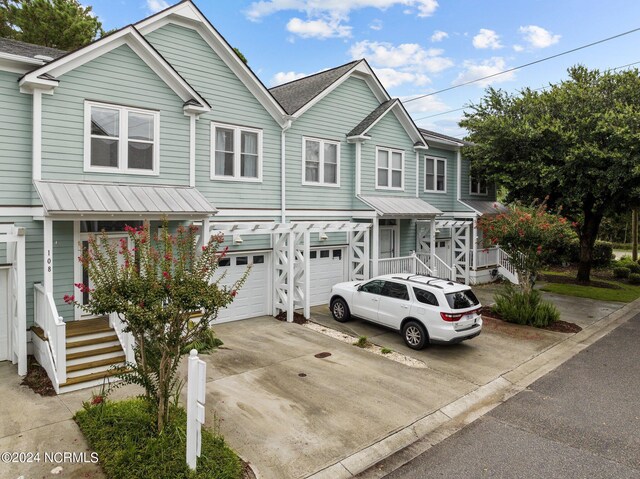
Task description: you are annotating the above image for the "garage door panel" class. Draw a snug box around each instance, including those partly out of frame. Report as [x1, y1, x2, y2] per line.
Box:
[310, 248, 345, 307]
[214, 254, 270, 323]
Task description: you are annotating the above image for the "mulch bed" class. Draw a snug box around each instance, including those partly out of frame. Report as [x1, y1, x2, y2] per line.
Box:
[538, 272, 621, 290]
[480, 306, 582, 334]
[21, 356, 56, 396]
[275, 311, 308, 324]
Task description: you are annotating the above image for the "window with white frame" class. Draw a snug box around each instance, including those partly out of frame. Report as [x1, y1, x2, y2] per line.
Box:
[469, 176, 489, 195]
[424, 157, 446, 193]
[376, 147, 403, 189]
[303, 137, 340, 186]
[211, 123, 262, 181]
[85, 101, 159, 174]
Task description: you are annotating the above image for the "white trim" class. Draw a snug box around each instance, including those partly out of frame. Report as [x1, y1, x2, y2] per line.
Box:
[281, 120, 292, 223]
[469, 175, 489, 196]
[135, 3, 286, 126]
[424, 156, 447, 194]
[375, 147, 404, 191]
[210, 122, 263, 182]
[73, 221, 81, 320]
[188, 113, 196, 187]
[355, 141, 362, 196]
[415, 151, 419, 198]
[301, 136, 341, 187]
[0, 206, 44, 217]
[43, 218, 52, 294]
[19, 27, 209, 110]
[32, 89, 42, 181]
[213, 208, 377, 219]
[456, 150, 461, 202]
[83, 100, 160, 176]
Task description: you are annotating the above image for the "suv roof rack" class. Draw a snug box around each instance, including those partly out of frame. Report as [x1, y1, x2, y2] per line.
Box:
[391, 275, 445, 289]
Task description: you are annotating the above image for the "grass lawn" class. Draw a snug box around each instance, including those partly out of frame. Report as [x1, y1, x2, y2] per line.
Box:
[540, 271, 640, 303]
[75, 398, 243, 479]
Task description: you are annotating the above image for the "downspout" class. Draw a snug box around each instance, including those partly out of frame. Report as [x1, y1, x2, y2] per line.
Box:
[355, 141, 362, 196]
[281, 118, 293, 223]
[415, 151, 419, 198]
[456, 149, 462, 203]
[32, 89, 42, 181]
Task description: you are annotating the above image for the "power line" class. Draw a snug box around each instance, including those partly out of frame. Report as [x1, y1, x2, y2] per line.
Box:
[412, 59, 640, 122]
[404, 26, 640, 104]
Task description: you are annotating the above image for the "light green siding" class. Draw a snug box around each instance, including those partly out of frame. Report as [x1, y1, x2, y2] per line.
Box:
[0, 71, 33, 205]
[284, 76, 379, 211]
[418, 146, 458, 212]
[41, 44, 190, 185]
[53, 221, 74, 321]
[399, 219, 416, 256]
[144, 23, 282, 210]
[459, 157, 497, 203]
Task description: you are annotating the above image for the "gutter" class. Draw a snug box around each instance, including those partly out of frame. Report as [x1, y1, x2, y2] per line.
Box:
[281, 118, 293, 223]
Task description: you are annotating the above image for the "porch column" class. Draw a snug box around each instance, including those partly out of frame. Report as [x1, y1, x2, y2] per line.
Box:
[303, 230, 310, 319]
[472, 218, 478, 270]
[43, 218, 53, 294]
[372, 217, 379, 276]
[201, 217, 211, 249]
[429, 217, 436, 272]
[363, 228, 370, 279]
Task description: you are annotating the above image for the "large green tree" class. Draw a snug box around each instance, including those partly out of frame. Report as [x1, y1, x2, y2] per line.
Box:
[0, 0, 104, 50]
[461, 65, 640, 282]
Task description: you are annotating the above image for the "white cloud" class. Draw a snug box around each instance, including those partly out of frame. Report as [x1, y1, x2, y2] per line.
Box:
[146, 0, 169, 13]
[286, 17, 352, 38]
[519, 25, 561, 49]
[513, 44, 524, 52]
[472, 29, 502, 49]
[369, 19, 383, 30]
[453, 57, 515, 87]
[271, 71, 308, 86]
[430, 30, 448, 42]
[374, 68, 430, 89]
[349, 40, 453, 73]
[246, 1, 439, 21]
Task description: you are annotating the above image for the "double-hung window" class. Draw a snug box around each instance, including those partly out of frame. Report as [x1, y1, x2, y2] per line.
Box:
[469, 176, 489, 195]
[211, 123, 262, 181]
[376, 147, 404, 190]
[302, 137, 340, 186]
[85, 101, 159, 175]
[425, 157, 446, 193]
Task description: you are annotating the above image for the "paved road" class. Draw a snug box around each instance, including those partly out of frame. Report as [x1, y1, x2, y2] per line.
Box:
[383, 313, 640, 479]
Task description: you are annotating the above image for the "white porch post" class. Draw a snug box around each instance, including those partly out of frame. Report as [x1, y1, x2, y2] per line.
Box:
[287, 230, 295, 323]
[371, 217, 379, 277]
[43, 218, 53, 294]
[429, 217, 436, 272]
[303, 230, 310, 320]
[472, 218, 478, 270]
[363, 228, 370, 279]
[200, 217, 211, 248]
[14, 227, 27, 376]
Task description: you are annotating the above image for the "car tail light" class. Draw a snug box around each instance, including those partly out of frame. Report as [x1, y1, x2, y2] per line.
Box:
[440, 312, 463, 322]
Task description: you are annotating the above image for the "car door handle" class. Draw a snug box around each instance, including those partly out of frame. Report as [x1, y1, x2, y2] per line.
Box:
[371, 298, 378, 302]
[401, 305, 409, 309]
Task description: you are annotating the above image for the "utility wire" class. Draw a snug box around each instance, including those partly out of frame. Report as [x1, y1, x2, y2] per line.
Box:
[404, 26, 640, 103]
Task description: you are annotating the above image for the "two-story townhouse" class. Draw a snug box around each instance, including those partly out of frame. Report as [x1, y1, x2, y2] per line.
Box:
[0, 0, 513, 392]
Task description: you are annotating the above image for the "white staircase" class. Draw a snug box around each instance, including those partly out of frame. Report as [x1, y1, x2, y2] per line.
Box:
[497, 248, 520, 285]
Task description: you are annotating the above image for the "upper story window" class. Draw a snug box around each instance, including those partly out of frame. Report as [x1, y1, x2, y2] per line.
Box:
[376, 147, 404, 190]
[469, 176, 489, 195]
[425, 156, 446, 193]
[303, 137, 340, 186]
[85, 101, 159, 175]
[211, 123, 262, 182]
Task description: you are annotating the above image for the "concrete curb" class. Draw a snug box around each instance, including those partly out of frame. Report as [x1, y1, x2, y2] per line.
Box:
[304, 297, 640, 479]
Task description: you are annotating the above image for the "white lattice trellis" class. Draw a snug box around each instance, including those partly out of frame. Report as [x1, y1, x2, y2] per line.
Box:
[348, 229, 370, 280]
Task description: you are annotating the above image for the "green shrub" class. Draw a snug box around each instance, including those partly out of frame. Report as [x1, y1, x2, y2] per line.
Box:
[617, 259, 640, 274]
[592, 241, 614, 266]
[75, 399, 243, 479]
[613, 267, 631, 278]
[629, 273, 640, 285]
[547, 238, 614, 266]
[492, 285, 559, 327]
[354, 336, 369, 348]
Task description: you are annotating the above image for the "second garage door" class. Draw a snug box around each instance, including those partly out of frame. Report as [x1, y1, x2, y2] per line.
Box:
[214, 253, 271, 323]
[309, 247, 346, 306]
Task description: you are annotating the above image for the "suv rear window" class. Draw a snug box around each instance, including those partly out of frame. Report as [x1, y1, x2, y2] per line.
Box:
[445, 290, 480, 310]
[413, 288, 439, 306]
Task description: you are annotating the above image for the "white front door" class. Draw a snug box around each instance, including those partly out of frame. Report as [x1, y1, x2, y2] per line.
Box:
[0, 268, 8, 361]
[435, 240, 451, 263]
[379, 227, 396, 259]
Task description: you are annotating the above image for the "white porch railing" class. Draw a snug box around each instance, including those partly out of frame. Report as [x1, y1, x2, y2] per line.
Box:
[373, 252, 434, 276]
[109, 312, 135, 364]
[471, 246, 500, 268]
[497, 248, 520, 284]
[34, 284, 66, 385]
[415, 252, 455, 281]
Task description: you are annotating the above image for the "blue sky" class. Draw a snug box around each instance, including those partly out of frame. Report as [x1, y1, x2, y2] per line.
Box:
[91, 0, 640, 138]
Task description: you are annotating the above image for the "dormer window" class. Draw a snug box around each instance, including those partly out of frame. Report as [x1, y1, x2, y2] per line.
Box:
[84, 101, 159, 175]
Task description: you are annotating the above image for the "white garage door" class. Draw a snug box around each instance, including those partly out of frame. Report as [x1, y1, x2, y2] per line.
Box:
[214, 253, 271, 323]
[310, 247, 346, 306]
[0, 268, 8, 361]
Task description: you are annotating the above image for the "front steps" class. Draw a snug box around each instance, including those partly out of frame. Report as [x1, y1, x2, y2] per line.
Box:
[59, 317, 128, 394]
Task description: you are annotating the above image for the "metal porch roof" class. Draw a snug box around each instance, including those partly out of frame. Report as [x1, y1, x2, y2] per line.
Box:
[358, 196, 442, 217]
[461, 199, 509, 215]
[34, 181, 217, 217]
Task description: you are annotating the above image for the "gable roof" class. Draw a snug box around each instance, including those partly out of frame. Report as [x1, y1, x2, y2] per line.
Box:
[419, 128, 470, 148]
[135, 0, 287, 126]
[0, 37, 66, 62]
[17, 25, 209, 112]
[270, 60, 361, 115]
[347, 99, 397, 137]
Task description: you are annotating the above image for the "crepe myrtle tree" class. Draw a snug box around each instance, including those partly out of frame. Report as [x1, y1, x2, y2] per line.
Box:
[66, 220, 248, 432]
[477, 203, 572, 293]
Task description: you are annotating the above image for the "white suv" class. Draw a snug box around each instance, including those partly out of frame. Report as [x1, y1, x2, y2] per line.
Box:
[329, 274, 482, 350]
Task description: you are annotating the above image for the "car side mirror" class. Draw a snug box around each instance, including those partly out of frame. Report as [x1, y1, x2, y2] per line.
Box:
[357, 285, 364, 292]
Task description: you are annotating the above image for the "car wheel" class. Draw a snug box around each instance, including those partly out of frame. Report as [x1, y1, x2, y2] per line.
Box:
[402, 320, 428, 350]
[331, 298, 351, 323]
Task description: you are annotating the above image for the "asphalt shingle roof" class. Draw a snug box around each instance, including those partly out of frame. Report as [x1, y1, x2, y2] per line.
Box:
[0, 37, 66, 61]
[347, 99, 397, 137]
[269, 60, 361, 115]
[419, 128, 471, 147]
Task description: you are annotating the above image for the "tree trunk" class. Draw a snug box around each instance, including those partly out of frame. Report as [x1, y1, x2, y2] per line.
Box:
[632, 208, 638, 262]
[576, 213, 603, 283]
